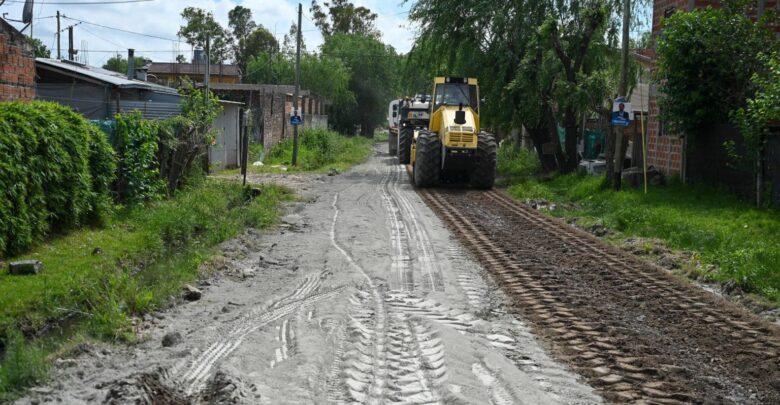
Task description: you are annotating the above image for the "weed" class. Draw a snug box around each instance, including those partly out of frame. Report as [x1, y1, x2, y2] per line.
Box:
[0, 330, 49, 400]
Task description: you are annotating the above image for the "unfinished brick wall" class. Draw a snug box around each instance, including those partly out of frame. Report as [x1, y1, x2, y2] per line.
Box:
[0, 20, 35, 101]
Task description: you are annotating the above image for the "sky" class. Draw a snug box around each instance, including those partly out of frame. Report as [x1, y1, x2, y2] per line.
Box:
[1, 0, 415, 67]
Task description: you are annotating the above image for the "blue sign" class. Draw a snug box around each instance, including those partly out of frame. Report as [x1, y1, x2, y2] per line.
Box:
[611, 99, 632, 127]
[290, 115, 302, 126]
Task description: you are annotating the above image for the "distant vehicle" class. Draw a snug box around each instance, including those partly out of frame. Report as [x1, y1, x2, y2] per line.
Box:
[390, 94, 430, 163]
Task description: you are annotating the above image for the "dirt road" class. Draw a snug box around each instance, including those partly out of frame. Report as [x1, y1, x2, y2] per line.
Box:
[18, 146, 779, 404]
[19, 148, 599, 404]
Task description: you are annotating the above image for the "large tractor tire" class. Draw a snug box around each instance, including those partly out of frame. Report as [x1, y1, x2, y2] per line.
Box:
[470, 132, 497, 189]
[398, 126, 413, 164]
[413, 130, 442, 187]
[388, 130, 398, 155]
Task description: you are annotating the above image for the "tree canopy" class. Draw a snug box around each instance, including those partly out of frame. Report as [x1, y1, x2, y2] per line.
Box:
[310, 0, 380, 38]
[178, 7, 232, 63]
[102, 55, 147, 74]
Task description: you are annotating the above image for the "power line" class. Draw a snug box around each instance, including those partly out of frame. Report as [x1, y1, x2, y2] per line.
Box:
[61, 15, 176, 41]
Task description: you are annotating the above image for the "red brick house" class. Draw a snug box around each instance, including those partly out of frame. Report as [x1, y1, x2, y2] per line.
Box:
[646, 0, 780, 179]
[0, 18, 35, 101]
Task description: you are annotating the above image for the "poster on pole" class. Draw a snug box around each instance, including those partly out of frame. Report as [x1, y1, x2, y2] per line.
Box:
[611, 98, 632, 127]
[290, 108, 303, 126]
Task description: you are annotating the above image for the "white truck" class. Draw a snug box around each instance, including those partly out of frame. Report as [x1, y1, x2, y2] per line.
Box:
[387, 95, 431, 161]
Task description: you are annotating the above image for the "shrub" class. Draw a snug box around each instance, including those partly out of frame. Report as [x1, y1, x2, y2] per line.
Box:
[114, 111, 165, 204]
[0, 102, 116, 257]
[265, 128, 372, 171]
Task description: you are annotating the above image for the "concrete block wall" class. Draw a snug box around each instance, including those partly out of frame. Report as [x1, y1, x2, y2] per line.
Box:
[0, 21, 36, 102]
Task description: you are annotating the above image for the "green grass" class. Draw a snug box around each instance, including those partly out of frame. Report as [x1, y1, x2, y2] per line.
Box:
[497, 142, 780, 304]
[0, 179, 290, 399]
[373, 131, 389, 142]
[239, 128, 373, 174]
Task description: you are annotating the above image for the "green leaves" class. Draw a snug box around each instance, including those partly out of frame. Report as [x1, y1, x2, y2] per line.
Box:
[114, 112, 165, 205]
[656, 6, 777, 138]
[0, 102, 116, 257]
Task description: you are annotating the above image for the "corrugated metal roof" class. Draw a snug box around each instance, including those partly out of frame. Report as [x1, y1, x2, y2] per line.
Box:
[36, 58, 179, 95]
[109, 101, 180, 120]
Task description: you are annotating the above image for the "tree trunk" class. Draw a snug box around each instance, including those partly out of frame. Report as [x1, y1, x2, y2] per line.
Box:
[527, 125, 558, 173]
[562, 106, 579, 173]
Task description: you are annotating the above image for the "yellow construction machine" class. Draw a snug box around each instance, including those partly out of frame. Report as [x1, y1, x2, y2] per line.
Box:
[408, 77, 496, 189]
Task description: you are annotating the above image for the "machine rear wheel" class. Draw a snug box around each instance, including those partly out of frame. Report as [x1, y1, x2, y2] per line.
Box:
[413, 130, 441, 187]
[470, 132, 497, 189]
[398, 126, 413, 164]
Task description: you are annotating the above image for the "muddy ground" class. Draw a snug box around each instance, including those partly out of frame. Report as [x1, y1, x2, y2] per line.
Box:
[17, 147, 600, 404]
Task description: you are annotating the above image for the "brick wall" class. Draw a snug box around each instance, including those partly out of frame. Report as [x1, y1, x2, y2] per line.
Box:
[647, 0, 779, 177]
[0, 20, 35, 102]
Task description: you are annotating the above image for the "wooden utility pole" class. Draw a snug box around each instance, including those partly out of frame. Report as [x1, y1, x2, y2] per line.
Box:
[612, 0, 631, 191]
[56, 11, 61, 60]
[205, 33, 210, 108]
[291, 3, 302, 166]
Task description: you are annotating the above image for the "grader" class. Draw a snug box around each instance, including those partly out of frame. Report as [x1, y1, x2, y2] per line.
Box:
[401, 77, 496, 189]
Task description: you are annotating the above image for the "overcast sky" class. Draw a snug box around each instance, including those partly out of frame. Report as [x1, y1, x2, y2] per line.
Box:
[1, 0, 414, 66]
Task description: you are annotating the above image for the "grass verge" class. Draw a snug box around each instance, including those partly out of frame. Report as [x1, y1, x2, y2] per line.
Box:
[239, 128, 373, 174]
[0, 179, 290, 400]
[497, 143, 780, 304]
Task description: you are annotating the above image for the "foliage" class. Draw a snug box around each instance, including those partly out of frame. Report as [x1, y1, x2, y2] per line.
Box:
[228, 6, 279, 76]
[178, 7, 232, 63]
[656, 5, 777, 139]
[114, 112, 166, 204]
[25, 37, 50, 58]
[0, 329, 49, 401]
[322, 33, 398, 136]
[102, 55, 147, 74]
[407, 0, 625, 173]
[502, 171, 780, 303]
[0, 180, 290, 396]
[246, 52, 354, 108]
[496, 142, 541, 180]
[0, 101, 116, 257]
[733, 51, 780, 158]
[264, 128, 372, 171]
[310, 0, 380, 38]
[158, 79, 223, 194]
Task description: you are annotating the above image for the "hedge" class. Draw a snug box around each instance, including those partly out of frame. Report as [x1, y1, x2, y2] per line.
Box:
[0, 101, 116, 257]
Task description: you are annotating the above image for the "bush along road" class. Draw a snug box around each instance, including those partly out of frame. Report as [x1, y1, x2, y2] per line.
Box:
[10, 143, 779, 404]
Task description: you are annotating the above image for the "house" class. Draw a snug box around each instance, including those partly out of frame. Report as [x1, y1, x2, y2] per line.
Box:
[646, 0, 780, 181]
[205, 83, 329, 151]
[35, 58, 181, 120]
[148, 62, 241, 87]
[0, 17, 35, 101]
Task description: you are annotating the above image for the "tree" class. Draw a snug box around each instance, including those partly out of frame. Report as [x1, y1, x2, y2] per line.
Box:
[656, 6, 776, 140]
[732, 51, 780, 206]
[228, 5, 258, 75]
[178, 7, 232, 63]
[244, 27, 279, 62]
[310, 0, 380, 38]
[322, 33, 396, 136]
[282, 23, 306, 55]
[26, 37, 50, 58]
[102, 54, 146, 74]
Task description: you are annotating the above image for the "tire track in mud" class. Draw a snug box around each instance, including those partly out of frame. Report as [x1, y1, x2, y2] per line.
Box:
[379, 160, 444, 292]
[421, 188, 780, 404]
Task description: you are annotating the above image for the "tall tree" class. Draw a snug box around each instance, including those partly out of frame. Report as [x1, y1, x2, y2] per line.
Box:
[310, 0, 380, 38]
[178, 7, 232, 63]
[322, 33, 396, 136]
[26, 37, 51, 58]
[228, 5, 258, 75]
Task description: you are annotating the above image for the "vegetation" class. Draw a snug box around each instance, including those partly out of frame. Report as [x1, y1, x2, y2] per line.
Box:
[178, 7, 232, 63]
[405, 0, 635, 174]
[656, 4, 777, 139]
[261, 128, 373, 172]
[497, 142, 780, 304]
[26, 37, 50, 58]
[114, 112, 166, 204]
[102, 55, 147, 74]
[0, 102, 116, 257]
[0, 180, 290, 398]
[310, 0, 380, 38]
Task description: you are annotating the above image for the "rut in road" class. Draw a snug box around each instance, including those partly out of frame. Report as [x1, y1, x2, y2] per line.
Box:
[421, 188, 780, 404]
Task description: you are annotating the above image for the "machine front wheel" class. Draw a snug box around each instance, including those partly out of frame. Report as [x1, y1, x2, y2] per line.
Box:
[470, 132, 497, 189]
[413, 130, 441, 187]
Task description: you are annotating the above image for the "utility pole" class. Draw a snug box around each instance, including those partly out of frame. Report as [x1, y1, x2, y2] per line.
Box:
[56, 11, 61, 59]
[204, 33, 210, 108]
[291, 3, 302, 167]
[612, 0, 630, 191]
[68, 25, 75, 61]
